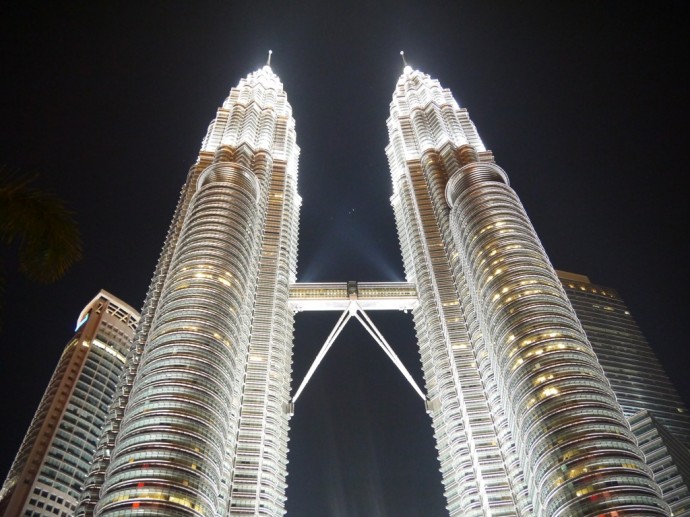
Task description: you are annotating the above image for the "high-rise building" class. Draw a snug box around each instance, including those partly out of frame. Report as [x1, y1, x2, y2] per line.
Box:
[557, 270, 690, 514]
[629, 411, 690, 516]
[74, 60, 676, 517]
[77, 62, 300, 517]
[0, 291, 139, 517]
[387, 64, 669, 515]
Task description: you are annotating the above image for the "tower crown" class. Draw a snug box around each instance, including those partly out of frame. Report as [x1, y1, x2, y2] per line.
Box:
[386, 67, 486, 191]
[200, 64, 298, 165]
[244, 64, 282, 89]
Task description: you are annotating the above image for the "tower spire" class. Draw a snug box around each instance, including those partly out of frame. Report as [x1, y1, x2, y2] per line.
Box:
[399, 50, 407, 67]
[267, 49, 273, 66]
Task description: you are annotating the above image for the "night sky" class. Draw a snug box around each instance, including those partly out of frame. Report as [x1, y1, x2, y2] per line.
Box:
[1, 2, 688, 516]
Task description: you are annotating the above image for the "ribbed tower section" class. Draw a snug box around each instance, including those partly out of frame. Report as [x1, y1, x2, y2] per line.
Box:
[77, 64, 300, 517]
[387, 66, 529, 516]
[387, 65, 670, 516]
[432, 75, 668, 514]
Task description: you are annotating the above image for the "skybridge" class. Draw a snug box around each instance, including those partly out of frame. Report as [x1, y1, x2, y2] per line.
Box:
[288, 281, 426, 410]
[288, 281, 418, 312]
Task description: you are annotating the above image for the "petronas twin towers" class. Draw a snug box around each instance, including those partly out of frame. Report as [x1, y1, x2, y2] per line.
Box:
[75, 59, 669, 516]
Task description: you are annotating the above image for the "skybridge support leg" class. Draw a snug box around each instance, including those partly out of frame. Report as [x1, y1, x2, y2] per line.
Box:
[353, 307, 426, 401]
[291, 301, 427, 411]
[292, 307, 351, 404]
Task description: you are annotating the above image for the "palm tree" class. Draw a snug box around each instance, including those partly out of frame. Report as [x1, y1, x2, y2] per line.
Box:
[0, 167, 82, 324]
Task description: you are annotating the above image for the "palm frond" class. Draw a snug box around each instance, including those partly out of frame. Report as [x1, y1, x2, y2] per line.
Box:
[0, 167, 82, 283]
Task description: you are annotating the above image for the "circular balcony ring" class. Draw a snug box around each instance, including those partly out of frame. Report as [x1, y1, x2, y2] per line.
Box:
[445, 162, 509, 207]
[197, 162, 259, 203]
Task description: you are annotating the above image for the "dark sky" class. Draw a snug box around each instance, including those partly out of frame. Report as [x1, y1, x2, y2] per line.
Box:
[1, 2, 688, 516]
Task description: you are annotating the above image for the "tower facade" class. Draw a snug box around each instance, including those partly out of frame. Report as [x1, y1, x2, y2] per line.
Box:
[386, 65, 669, 516]
[77, 64, 300, 516]
[0, 291, 138, 517]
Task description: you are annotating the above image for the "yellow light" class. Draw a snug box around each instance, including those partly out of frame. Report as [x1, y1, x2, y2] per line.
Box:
[541, 386, 559, 398]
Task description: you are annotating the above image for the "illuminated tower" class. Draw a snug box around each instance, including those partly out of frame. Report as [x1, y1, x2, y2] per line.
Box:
[77, 58, 300, 516]
[0, 291, 139, 517]
[386, 62, 669, 516]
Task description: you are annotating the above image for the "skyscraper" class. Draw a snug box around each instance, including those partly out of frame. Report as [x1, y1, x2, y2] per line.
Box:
[386, 64, 669, 515]
[558, 270, 690, 514]
[0, 291, 139, 517]
[74, 60, 676, 517]
[77, 61, 300, 517]
[629, 411, 690, 515]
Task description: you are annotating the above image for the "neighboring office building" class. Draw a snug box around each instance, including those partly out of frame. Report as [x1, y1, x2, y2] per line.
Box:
[558, 270, 690, 515]
[630, 410, 690, 516]
[558, 270, 690, 445]
[0, 291, 139, 517]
